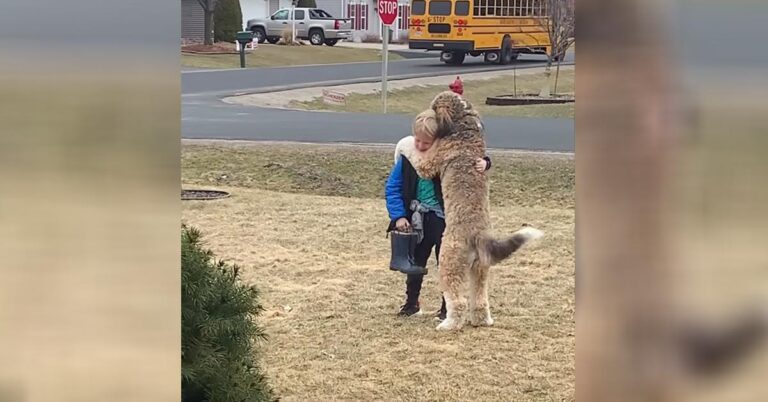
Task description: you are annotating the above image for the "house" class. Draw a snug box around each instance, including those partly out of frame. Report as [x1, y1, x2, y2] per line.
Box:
[239, 0, 413, 42]
[181, 0, 271, 43]
[182, 0, 412, 43]
[181, 0, 206, 43]
[339, 0, 412, 42]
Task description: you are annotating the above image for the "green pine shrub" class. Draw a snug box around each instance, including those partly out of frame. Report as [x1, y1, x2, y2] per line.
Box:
[181, 225, 277, 402]
[214, 0, 243, 42]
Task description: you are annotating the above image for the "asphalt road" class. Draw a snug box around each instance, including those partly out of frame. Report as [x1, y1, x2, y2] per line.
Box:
[182, 53, 575, 152]
[182, 52, 572, 95]
[182, 101, 574, 152]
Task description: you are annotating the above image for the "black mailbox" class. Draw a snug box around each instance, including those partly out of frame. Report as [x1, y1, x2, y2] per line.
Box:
[236, 31, 254, 45]
[235, 31, 254, 68]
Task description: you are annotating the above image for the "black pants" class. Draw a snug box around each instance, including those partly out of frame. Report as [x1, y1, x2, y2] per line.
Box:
[405, 211, 446, 307]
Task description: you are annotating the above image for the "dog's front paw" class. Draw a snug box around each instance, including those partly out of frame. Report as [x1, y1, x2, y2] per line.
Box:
[475, 316, 495, 327]
[469, 311, 494, 327]
[436, 318, 462, 331]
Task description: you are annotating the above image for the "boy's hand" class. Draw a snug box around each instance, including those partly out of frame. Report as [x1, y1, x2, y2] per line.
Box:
[395, 218, 411, 232]
[475, 158, 488, 172]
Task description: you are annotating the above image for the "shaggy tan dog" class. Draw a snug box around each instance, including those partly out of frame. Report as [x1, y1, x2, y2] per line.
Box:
[414, 91, 544, 331]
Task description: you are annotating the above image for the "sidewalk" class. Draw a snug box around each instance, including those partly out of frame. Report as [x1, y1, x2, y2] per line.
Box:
[224, 65, 574, 111]
[334, 41, 409, 51]
[335, 40, 437, 58]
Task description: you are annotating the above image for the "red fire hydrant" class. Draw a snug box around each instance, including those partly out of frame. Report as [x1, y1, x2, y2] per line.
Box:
[449, 76, 464, 95]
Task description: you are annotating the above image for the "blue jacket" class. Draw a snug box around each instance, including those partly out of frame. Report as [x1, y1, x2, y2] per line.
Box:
[385, 154, 490, 231]
[385, 155, 445, 232]
[385, 157, 410, 221]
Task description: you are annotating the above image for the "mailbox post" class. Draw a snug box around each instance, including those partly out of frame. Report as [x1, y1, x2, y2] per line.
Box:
[235, 31, 254, 68]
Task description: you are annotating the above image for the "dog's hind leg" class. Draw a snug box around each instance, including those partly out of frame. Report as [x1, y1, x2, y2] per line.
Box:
[467, 256, 478, 323]
[469, 263, 494, 327]
[436, 236, 469, 331]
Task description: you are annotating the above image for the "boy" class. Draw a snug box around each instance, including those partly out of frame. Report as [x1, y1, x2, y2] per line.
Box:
[385, 109, 491, 317]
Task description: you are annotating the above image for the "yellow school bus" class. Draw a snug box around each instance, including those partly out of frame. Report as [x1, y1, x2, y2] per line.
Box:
[408, 0, 552, 65]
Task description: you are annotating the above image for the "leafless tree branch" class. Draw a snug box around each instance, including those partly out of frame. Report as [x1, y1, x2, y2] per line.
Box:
[540, 0, 575, 62]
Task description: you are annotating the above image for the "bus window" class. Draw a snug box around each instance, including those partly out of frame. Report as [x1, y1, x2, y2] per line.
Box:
[429, 0, 452, 16]
[470, 0, 549, 17]
[455, 1, 470, 16]
[500, 0, 510, 16]
[474, 0, 497, 16]
[411, 0, 426, 15]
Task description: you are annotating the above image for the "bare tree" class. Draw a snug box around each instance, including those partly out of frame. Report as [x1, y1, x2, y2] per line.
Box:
[197, 0, 218, 45]
[537, 0, 575, 95]
[545, 0, 575, 63]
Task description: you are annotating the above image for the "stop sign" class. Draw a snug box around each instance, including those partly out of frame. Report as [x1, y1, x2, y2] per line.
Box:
[378, 0, 399, 26]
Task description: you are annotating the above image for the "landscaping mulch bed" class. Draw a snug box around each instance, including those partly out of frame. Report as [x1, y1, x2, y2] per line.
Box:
[486, 94, 575, 106]
[182, 189, 231, 201]
[182, 42, 240, 54]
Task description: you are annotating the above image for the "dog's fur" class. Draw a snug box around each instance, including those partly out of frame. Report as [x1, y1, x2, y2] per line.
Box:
[414, 91, 544, 331]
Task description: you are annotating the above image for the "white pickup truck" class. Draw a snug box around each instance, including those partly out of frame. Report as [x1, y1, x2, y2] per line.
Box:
[246, 8, 352, 46]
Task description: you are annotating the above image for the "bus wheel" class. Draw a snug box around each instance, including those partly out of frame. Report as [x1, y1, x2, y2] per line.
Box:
[441, 51, 466, 65]
[500, 37, 517, 65]
[484, 51, 500, 64]
[469, 51, 482, 57]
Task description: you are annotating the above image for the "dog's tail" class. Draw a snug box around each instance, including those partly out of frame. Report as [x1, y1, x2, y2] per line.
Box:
[475, 226, 544, 266]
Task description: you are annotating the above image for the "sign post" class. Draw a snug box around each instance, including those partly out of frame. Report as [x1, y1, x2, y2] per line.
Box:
[291, 0, 297, 44]
[382, 26, 389, 113]
[378, 0, 398, 113]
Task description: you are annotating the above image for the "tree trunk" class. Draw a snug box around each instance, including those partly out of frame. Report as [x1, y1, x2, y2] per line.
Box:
[539, 43, 555, 97]
[513, 61, 517, 97]
[204, 9, 214, 45]
[538, 68, 552, 98]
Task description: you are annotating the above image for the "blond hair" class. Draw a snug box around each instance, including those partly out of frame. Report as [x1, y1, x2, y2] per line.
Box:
[412, 109, 437, 139]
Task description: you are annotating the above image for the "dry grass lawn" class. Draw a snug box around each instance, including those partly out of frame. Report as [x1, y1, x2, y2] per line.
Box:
[182, 44, 402, 69]
[291, 68, 575, 118]
[182, 141, 575, 401]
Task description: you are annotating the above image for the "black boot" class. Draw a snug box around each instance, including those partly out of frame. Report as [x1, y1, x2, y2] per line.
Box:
[389, 230, 426, 274]
[398, 301, 422, 317]
[399, 275, 423, 317]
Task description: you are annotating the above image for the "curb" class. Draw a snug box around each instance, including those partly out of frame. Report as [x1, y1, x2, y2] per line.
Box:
[182, 50, 241, 55]
[181, 138, 575, 155]
[390, 50, 439, 59]
[216, 62, 574, 99]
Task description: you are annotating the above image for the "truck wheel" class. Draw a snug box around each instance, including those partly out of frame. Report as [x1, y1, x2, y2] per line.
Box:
[251, 27, 267, 44]
[309, 29, 325, 46]
[266, 37, 280, 44]
[324, 39, 339, 46]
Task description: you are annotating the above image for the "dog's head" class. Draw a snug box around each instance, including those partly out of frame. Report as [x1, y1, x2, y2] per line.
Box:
[430, 91, 478, 138]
